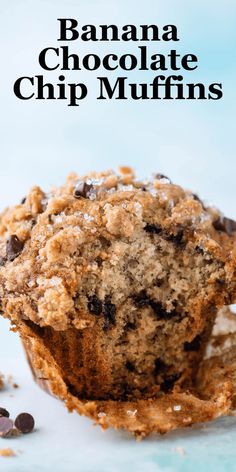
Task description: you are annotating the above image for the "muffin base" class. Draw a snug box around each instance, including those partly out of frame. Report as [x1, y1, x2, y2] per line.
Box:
[19, 308, 236, 438]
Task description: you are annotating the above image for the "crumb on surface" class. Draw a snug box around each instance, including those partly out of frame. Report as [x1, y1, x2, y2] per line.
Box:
[0, 374, 4, 390]
[0, 448, 15, 457]
[174, 447, 186, 457]
[7, 375, 19, 389]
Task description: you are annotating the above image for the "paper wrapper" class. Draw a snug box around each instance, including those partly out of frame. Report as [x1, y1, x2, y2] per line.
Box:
[20, 308, 236, 438]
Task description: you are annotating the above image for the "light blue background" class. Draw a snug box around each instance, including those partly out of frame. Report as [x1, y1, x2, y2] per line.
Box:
[0, 1, 236, 470]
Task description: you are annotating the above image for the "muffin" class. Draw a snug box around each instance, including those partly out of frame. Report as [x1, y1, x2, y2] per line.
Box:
[0, 167, 236, 434]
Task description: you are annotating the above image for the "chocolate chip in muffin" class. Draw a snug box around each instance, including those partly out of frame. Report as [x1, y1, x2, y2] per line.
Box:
[216, 279, 225, 286]
[95, 256, 103, 267]
[88, 295, 103, 315]
[31, 219, 37, 227]
[0, 417, 13, 437]
[74, 182, 94, 199]
[125, 361, 135, 372]
[6, 235, 24, 262]
[192, 193, 206, 210]
[14, 413, 35, 434]
[160, 373, 181, 393]
[0, 408, 10, 418]
[0, 256, 6, 267]
[165, 230, 184, 247]
[144, 224, 162, 234]
[134, 291, 179, 320]
[155, 173, 171, 182]
[145, 224, 184, 247]
[195, 246, 205, 255]
[149, 300, 178, 320]
[184, 335, 201, 352]
[20, 196, 26, 204]
[213, 216, 236, 236]
[154, 358, 167, 375]
[103, 297, 116, 330]
[125, 321, 136, 330]
[133, 290, 150, 308]
[155, 279, 164, 288]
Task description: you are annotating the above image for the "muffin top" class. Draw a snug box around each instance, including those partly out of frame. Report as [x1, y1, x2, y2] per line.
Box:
[0, 167, 235, 330]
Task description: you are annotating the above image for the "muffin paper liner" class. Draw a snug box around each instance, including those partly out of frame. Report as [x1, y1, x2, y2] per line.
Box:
[18, 308, 236, 438]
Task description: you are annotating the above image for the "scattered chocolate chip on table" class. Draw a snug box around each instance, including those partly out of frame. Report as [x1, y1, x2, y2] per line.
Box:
[14, 413, 35, 434]
[0, 417, 14, 438]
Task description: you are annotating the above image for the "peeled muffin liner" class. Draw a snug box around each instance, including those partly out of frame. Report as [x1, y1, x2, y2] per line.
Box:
[19, 308, 236, 438]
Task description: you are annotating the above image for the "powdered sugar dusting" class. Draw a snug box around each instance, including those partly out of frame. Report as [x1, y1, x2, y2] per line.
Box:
[117, 184, 134, 192]
[83, 213, 94, 222]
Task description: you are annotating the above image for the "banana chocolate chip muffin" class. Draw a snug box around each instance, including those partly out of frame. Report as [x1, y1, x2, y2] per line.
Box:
[0, 167, 236, 416]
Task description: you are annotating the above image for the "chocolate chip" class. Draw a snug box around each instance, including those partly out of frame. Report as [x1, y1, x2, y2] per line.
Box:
[133, 290, 150, 307]
[134, 292, 178, 320]
[213, 216, 236, 236]
[154, 359, 167, 375]
[160, 373, 180, 393]
[195, 246, 204, 255]
[103, 297, 116, 330]
[95, 256, 103, 267]
[192, 193, 206, 210]
[192, 193, 201, 202]
[216, 279, 225, 286]
[165, 230, 184, 247]
[144, 224, 184, 247]
[14, 413, 35, 434]
[88, 295, 103, 315]
[223, 218, 236, 236]
[155, 279, 163, 288]
[6, 235, 24, 262]
[144, 224, 162, 234]
[0, 256, 6, 267]
[0, 408, 10, 418]
[155, 173, 171, 182]
[119, 384, 133, 401]
[126, 321, 136, 330]
[21, 197, 26, 204]
[74, 181, 93, 199]
[149, 300, 178, 320]
[0, 417, 14, 437]
[212, 218, 225, 232]
[99, 236, 111, 249]
[125, 361, 135, 372]
[31, 219, 37, 227]
[184, 335, 201, 352]
[205, 257, 214, 265]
